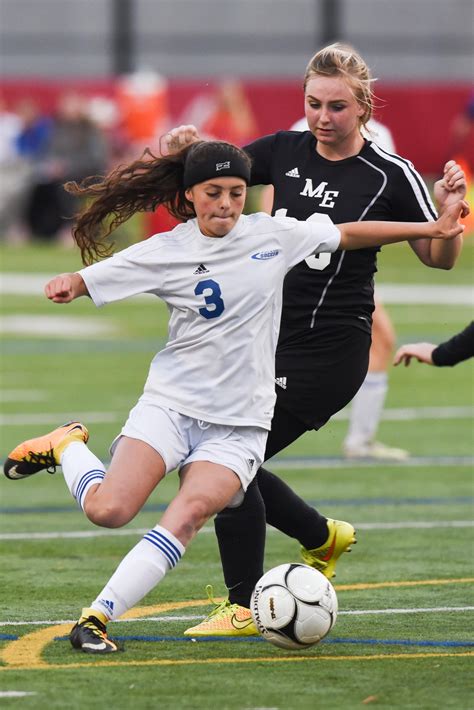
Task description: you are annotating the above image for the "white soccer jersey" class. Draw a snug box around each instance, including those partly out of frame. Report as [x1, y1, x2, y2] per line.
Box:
[79, 213, 340, 429]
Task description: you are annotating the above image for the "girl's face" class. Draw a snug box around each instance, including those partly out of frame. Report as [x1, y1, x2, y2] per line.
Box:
[186, 177, 247, 238]
[304, 75, 365, 148]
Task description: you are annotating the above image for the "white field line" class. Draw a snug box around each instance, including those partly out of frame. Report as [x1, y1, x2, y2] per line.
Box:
[0, 412, 120, 425]
[2, 274, 472, 305]
[1, 520, 473, 542]
[1, 607, 473, 628]
[0, 692, 37, 698]
[0, 390, 47, 402]
[0, 315, 118, 338]
[1, 406, 472, 428]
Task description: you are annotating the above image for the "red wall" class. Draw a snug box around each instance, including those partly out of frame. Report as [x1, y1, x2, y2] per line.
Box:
[1, 78, 472, 175]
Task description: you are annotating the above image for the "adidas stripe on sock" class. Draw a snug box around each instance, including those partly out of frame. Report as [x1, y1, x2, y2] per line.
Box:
[90, 525, 185, 620]
[60, 441, 105, 509]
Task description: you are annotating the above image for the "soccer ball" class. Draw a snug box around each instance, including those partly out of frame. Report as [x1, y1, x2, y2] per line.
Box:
[250, 563, 338, 650]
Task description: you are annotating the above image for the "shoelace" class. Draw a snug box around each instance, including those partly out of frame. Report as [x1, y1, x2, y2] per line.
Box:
[203, 585, 230, 620]
[25, 449, 57, 474]
[81, 616, 108, 639]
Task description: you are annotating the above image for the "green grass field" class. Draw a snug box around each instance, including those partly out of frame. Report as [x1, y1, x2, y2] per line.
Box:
[0, 236, 473, 709]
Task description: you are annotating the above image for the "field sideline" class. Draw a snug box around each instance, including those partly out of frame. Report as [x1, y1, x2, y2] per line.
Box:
[0, 238, 473, 709]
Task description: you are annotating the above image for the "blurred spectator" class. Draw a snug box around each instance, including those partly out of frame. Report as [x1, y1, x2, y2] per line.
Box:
[16, 98, 52, 162]
[179, 79, 258, 146]
[447, 89, 474, 232]
[27, 92, 109, 243]
[448, 89, 474, 170]
[87, 96, 129, 166]
[116, 71, 169, 154]
[0, 97, 30, 242]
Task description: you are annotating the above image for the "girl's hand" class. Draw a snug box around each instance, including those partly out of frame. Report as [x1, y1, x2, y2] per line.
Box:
[44, 273, 88, 303]
[431, 200, 468, 239]
[393, 343, 436, 367]
[159, 125, 200, 156]
[434, 160, 468, 209]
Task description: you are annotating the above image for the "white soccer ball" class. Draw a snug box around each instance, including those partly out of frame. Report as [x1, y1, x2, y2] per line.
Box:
[250, 563, 338, 650]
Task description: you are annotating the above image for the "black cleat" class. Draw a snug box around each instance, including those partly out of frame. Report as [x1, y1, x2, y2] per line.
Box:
[70, 615, 119, 654]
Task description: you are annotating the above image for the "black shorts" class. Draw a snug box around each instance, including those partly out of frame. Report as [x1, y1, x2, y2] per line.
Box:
[273, 324, 371, 431]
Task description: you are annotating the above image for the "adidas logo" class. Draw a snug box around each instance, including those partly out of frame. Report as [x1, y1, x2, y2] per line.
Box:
[99, 598, 115, 613]
[285, 167, 300, 178]
[193, 263, 209, 275]
[247, 458, 256, 470]
[275, 376, 287, 389]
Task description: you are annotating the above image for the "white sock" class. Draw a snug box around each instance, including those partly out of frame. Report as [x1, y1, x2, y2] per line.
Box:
[344, 372, 388, 449]
[90, 525, 185, 620]
[60, 441, 105, 510]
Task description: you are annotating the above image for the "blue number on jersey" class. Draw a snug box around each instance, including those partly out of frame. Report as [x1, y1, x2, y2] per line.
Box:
[195, 279, 225, 319]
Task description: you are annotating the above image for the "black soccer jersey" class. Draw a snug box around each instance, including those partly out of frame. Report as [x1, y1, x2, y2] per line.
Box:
[245, 131, 437, 342]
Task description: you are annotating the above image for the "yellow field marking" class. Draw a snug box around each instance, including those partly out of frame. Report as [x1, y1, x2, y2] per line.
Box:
[2, 579, 473, 671]
[1, 652, 473, 672]
[0, 600, 208, 669]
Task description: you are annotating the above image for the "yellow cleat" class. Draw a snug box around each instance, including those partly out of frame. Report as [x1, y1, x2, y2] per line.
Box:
[184, 586, 258, 637]
[301, 518, 356, 579]
[4, 421, 89, 480]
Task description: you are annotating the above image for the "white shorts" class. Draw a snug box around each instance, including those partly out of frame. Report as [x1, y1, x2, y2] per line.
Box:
[111, 400, 267, 496]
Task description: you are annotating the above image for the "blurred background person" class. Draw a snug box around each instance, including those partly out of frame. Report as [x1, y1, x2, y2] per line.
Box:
[26, 92, 109, 244]
[0, 97, 31, 243]
[179, 79, 259, 146]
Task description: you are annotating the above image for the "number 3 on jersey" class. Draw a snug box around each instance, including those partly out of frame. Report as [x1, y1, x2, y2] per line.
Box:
[195, 279, 225, 319]
[274, 207, 332, 271]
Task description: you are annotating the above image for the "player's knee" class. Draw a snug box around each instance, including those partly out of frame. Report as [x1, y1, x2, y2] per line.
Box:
[83, 497, 133, 528]
[179, 496, 215, 535]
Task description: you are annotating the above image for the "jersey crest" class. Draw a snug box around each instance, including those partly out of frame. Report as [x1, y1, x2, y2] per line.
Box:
[299, 179, 340, 208]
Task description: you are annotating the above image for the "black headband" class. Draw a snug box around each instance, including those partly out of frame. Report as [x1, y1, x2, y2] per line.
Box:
[183, 148, 251, 189]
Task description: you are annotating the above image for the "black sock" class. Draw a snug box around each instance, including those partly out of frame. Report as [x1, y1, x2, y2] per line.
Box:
[214, 477, 266, 607]
[257, 467, 328, 550]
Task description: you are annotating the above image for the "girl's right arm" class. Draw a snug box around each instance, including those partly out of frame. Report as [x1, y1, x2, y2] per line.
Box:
[45, 273, 89, 303]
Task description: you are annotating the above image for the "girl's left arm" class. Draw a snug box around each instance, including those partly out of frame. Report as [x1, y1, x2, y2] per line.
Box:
[338, 201, 466, 251]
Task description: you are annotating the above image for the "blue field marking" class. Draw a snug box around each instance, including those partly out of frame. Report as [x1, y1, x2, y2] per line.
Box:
[0, 634, 18, 640]
[53, 635, 474, 648]
[2, 495, 473, 515]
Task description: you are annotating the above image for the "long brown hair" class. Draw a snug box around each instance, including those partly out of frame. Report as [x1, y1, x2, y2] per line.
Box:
[65, 140, 250, 265]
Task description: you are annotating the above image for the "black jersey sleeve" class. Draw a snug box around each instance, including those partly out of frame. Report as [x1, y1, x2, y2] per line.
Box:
[244, 134, 277, 186]
[386, 156, 438, 222]
[432, 322, 474, 366]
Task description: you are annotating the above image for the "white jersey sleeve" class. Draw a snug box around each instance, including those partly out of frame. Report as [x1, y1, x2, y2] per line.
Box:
[269, 213, 341, 271]
[78, 235, 172, 307]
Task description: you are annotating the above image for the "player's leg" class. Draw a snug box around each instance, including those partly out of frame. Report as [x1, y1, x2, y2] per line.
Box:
[184, 410, 308, 637]
[213, 402, 308, 607]
[343, 301, 409, 460]
[259, 330, 369, 573]
[221, 326, 368, 589]
[3, 421, 167, 526]
[187, 328, 369, 635]
[71, 460, 242, 653]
